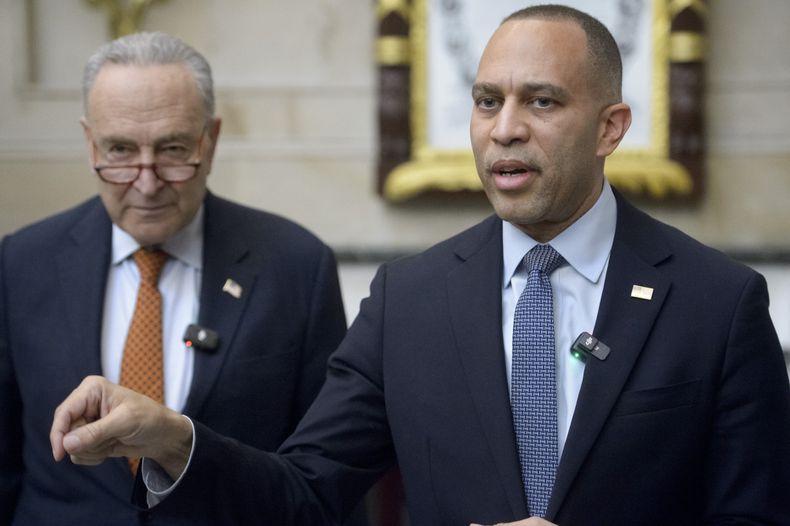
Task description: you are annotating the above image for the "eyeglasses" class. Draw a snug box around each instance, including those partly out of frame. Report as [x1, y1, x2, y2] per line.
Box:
[92, 130, 206, 184]
[94, 161, 202, 184]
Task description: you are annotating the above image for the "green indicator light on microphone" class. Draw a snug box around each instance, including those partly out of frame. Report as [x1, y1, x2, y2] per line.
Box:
[570, 332, 611, 362]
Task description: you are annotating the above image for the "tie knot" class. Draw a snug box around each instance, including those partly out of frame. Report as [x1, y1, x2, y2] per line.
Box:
[525, 244, 564, 275]
[133, 248, 168, 285]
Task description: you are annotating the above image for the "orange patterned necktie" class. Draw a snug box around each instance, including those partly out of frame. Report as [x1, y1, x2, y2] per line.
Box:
[119, 248, 168, 475]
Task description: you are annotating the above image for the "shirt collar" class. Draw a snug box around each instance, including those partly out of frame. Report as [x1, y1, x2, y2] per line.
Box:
[502, 180, 617, 287]
[111, 204, 204, 270]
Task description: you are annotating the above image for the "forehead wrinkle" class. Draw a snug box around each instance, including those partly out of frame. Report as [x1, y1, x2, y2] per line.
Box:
[152, 131, 198, 144]
[86, 63, 206, 128]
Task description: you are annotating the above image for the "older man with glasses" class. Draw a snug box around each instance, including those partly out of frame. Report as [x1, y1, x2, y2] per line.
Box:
[0, 31, 365, 526]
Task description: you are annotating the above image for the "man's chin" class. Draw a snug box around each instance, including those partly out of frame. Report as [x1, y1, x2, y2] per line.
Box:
[124, 225, 177, 247]
[489, 195, 538, 223]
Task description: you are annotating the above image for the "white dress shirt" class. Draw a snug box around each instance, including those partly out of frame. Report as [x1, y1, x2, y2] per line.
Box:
[501, 181, 617, 456]
[101, 206, 204, 412]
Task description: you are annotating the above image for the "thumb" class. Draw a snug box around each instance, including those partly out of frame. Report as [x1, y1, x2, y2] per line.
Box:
[62, 408, 125, 456]
[62, 430, 84, 454]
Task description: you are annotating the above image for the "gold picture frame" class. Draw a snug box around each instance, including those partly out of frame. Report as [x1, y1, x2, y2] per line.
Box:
[377, 0, 707, 201]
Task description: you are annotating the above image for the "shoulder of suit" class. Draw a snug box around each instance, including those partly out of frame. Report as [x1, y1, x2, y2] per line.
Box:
[1, 196, 108, 250]
[384, 214, 500, 272]
[616, 195, 756, 281]
[203, 193, 330, 253]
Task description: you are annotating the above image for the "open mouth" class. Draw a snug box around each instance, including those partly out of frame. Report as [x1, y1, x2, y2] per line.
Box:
[490, 160, 539, 190]
[496, 168, 528, 177]
[491, 159, 538, 177]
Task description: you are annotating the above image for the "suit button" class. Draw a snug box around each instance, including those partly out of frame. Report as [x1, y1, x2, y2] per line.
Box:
[140, 510, 153, 522]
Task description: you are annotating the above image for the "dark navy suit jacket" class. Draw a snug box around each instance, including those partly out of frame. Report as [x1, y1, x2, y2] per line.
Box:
[0, 192, 348, 525]
[152, 191, 790, 525]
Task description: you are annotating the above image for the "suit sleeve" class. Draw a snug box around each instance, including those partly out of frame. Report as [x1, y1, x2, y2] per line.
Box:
[151, 265, 394, 525]
[0, 238, 23, 524]
[704, 272, 790, 524]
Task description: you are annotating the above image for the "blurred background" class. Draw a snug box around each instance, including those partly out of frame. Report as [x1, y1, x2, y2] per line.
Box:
[0, 0, 787, 370]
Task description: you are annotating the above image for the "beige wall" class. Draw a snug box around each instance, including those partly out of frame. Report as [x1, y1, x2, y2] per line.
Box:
[1, 0, 493, 252]
[1, 1, 788, 367]
[2, 0, 789, 251]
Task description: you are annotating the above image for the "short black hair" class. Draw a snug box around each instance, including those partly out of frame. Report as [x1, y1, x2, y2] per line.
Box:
[503, 4, 622, 102]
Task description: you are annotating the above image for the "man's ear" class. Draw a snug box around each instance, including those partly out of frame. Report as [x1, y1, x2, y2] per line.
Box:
[596, 103, 632, 157]
[203, 116, 222, 174]
[80, 116, 97, 167]
[209, 116, 222, 143]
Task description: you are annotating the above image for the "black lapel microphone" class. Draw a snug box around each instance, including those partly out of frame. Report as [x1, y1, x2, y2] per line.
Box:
[183, 324, 220, 352]
[570, 331, 611, 362]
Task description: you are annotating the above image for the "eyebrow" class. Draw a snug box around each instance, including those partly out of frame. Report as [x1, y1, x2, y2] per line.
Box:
[471, 81, 570, 101]
[471, 82, 501, 99]
[521, 82, 570, 100]
[97, 132, 196, 148]
[153, 132, 196, 145]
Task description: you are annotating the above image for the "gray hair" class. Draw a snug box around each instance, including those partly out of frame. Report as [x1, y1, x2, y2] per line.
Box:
[82, 31, 214, 121]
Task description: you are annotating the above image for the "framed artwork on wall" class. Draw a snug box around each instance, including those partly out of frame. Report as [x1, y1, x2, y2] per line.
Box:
[376, 0, 706, 201]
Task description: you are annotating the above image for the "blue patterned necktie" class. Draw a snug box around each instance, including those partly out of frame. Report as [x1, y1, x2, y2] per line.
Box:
[512, 244, 565, 518]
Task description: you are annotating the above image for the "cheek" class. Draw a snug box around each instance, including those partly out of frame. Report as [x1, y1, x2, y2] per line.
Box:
[173, 179, 207, 215]
[97, 185, 128, 221]
[470, 116, 490, 148]
[551, 121, 598, 167]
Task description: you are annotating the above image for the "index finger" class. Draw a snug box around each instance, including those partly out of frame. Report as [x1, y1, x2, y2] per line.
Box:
[50, 376, 106, 461]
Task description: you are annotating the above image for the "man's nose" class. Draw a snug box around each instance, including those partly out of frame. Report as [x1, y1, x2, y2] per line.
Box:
[133, 164, 165, 195]
[490, 100, 529, 146]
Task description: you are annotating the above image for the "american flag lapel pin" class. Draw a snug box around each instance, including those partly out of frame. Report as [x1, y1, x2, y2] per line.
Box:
[222, 278, 243, 299]
[630, 284, 654, 301]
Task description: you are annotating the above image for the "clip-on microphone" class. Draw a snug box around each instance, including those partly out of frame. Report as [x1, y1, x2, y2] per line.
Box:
[570, 331, 611, 362]
[183, 323, 220, 352]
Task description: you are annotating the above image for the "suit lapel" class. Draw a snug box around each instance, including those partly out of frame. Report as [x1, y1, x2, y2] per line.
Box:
[447, 217, 528, 519]
[56, 200, 134, 479]
[548, 194, 672, 518]
[56, 199, 112, 381]
[183, 194, 256, 417]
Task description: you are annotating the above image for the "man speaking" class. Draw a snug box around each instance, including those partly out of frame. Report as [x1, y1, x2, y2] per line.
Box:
[48, 6, 790, 525]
